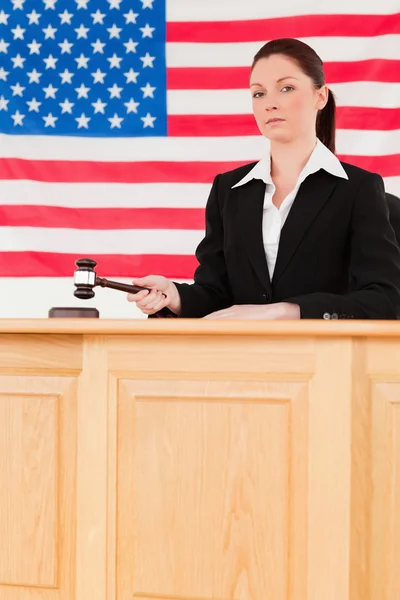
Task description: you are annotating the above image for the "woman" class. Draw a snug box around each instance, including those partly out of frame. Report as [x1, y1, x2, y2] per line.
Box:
[128, 38, 400, 320]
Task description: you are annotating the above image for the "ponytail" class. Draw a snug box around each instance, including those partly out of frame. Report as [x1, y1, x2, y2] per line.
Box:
[316, 88, 336, 154]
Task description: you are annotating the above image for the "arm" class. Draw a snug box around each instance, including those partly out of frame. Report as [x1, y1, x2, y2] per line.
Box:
[286, 173, 400, 319]
[152, 174, 233, 318]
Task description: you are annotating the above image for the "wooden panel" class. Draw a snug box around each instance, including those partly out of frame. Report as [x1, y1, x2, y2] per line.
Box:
[116, 378, 309, 600]
[370, 381, 400, 600]
[0, 376, 77, 600]
[0, 334, 82, 373]
[0, 393, 57, 587]
[107, 335, 315, 375]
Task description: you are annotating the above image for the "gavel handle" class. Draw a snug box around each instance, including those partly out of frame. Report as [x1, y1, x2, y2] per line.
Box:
[96, 276, 167, 298]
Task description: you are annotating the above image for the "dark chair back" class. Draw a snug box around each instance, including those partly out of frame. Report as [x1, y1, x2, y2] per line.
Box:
[386, 192, 400, 247]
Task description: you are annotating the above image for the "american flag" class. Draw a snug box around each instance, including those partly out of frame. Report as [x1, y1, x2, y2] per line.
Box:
[0, 0, 399, 318]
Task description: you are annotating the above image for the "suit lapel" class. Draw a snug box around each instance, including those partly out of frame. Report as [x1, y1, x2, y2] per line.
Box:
[234, 178, 272, 294]
[272, 169, 340, 284]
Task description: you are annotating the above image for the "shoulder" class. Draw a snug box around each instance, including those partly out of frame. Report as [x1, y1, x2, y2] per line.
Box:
[339, 161, 384, 187]
[214, 161, 259, 189]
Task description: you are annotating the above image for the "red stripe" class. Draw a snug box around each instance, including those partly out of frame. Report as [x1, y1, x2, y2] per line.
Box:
[0, 206, 205, 230]
[167, 60, 400, 89]
[168, 108, 400, 135]
[0, 158, 249, 183]
[0, 252, 198, 278]
[0, 154, 399, 183]
[167, 13, 400, 43]
[338, 154, 400, 176]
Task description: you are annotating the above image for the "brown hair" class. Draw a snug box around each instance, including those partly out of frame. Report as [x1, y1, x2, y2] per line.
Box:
[251, 38, 336, 153]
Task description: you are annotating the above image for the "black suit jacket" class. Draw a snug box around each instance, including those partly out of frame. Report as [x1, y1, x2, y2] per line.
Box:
[154, 162, 400, 320]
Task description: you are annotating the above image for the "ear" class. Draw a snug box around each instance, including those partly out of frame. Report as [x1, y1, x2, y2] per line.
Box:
[315, 85, 329, 111]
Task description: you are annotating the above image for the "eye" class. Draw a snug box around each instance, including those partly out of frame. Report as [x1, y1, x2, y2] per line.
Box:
[281, 85, 294, 92]
[252, 91, 264, 98]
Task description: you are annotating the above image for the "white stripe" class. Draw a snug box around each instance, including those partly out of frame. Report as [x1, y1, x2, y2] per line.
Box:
[336, 129, 400, 156]
[168, 84, 400, 113]
[384, 177, 400, 197]
[0, 181, 211, 208]
[0, 227, 204, 254]
[167, 36, 400, 67]
[1, 127, 398, 162]
[167, 0, 400, 20]
[0, 277, 190, 318]
[0, 176, 398, 211]
[0, 132, 268, 161]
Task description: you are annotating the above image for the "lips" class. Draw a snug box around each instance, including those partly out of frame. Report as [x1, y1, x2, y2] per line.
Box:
[267, 118, 285, 124]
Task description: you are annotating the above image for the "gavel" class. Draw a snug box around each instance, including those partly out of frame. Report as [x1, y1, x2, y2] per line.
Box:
[73, 258, 166, 299]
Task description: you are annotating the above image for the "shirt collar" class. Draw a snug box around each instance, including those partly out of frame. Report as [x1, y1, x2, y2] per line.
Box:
[231, 139, 349, 189]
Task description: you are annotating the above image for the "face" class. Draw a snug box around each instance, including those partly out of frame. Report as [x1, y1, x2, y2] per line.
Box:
[250, 54, 328, 143]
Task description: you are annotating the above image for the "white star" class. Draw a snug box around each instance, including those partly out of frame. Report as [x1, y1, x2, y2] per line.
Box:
[43, 84, 58, 98]
[107, 83, 123, 99]
[139, 23, 155, 38]
[11, 110, 25, 126]
[11, 53, 26, 68]
[43, 0, 58, 9]
[75, 113, 91, 128]
[76, 0, 90, 8]
[11, 0, 26, 9]
[107, 0, 123, 8]
[11, 25, 26, 40]
[43, 113, 58, 127]
[0, 67, 9, 81]
[124, 68, 139, 83]
[0, 95, 9, 111]
[59, 9, 73, 24]
[11, 82, 25, 96]
[91, 9, 105, 23]
[26, 10, 41, 24]
[42, 24, 57, 39]
[107, 24, 122, 39]
[58, 39, 73, 54]
[124, 98, 139, 113]
[108, 113, 123, 129]
[141, 0, 155, 7]
[75, 83, 90, 98]
[59, 98, 75, 113]
[123, 38, 139, 53]
[0, 39, 10, 53]
[140, 82, 156, 98]
[75, 24, 89, 38]
[27, 40, 41, 54]
[27, 68, 42, 83]
[0, 10, 10, 25]
[75, 53, 90, 68]
[91, 39, 106, 53]
[107, 53, 122, 69]
[123, 9, 138, 23]
[26, 97, 41, 112]
[91, 98, 107, 113]
[59, 69, 74, 84]
[141, 112, 156, 128]
[91, 68, 106, 83]
[140, 52, 155, 68]
[43, 54, 58, 69]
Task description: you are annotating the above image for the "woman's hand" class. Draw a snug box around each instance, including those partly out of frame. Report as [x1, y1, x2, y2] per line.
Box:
[203, 302, 301, 320]
[127, 275, 181, 316]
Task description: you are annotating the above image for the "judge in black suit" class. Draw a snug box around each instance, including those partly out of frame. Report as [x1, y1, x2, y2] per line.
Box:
[128, 38, 400, 320]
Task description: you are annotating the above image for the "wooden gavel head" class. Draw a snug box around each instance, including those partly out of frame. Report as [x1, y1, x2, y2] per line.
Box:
[73, 257, 161, 299]
[74, 258, 98, 299]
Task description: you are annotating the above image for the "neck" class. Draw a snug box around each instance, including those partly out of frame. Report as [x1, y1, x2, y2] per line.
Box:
[269, 136, 318, 180]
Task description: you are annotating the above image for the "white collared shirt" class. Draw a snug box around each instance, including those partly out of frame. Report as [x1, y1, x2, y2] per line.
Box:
[231, 139, 349, 278]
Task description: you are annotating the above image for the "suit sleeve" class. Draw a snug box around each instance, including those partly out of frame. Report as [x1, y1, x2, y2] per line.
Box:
[286, 173, 400, 319]
[150, 174, 233, 319]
